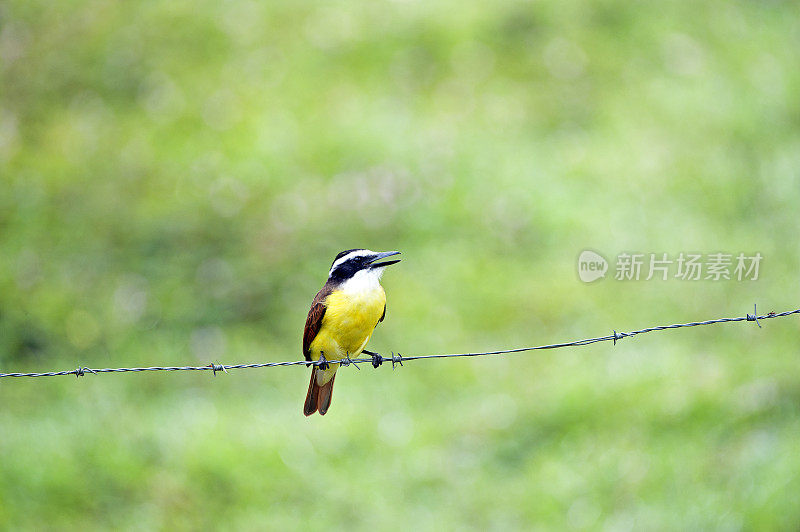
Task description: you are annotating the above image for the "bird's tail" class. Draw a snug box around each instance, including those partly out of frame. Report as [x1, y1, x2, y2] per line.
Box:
[304, 367, 336, 416]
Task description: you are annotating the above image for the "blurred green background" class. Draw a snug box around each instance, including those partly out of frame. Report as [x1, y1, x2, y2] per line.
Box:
[1, 0, 799, 529]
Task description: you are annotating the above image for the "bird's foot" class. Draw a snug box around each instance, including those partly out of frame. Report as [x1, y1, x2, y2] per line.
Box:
[317, 353, 329, 371]
[361, 349, 384, 368]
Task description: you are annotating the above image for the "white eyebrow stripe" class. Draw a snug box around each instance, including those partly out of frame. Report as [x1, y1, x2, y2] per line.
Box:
[329, 249, 374, 276]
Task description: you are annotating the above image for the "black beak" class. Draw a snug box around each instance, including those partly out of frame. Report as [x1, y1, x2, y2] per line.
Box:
[367, 251, 401, 268]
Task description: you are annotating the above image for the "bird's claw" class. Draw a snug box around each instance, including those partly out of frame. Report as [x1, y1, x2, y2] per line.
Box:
[317, 353, 329, 371]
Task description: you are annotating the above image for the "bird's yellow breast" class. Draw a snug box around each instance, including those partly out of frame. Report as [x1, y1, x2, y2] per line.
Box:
[309, 283, 385, 384]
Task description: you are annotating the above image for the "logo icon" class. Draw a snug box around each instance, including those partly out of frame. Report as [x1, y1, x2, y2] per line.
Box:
[578, 250, 608, 283]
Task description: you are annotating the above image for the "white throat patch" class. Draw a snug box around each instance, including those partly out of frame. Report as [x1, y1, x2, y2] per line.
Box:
[339, 266, 384, 295]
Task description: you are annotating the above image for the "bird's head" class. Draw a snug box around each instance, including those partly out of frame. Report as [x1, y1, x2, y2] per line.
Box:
[328, 249, 401, 283]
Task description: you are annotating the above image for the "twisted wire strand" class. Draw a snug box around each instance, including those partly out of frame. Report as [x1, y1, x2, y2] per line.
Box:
[1, 305, 797, 379]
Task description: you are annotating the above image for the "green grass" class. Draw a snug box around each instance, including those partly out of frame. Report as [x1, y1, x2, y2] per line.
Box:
[1, 0, 799, 529]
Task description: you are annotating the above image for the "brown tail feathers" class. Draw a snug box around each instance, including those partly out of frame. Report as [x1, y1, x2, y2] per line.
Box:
[304, 368, 336, 416]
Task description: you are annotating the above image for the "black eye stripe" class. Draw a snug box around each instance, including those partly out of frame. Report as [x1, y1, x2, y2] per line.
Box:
[333, 256, 366, 270]
[331, 249, 365, 269]
[328, 250, 374, 282]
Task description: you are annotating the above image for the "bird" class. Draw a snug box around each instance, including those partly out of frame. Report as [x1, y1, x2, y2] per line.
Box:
[303, 249, 401, 416]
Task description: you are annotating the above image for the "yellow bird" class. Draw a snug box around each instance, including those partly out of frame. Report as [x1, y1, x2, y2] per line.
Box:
[303, 249, 401, 416]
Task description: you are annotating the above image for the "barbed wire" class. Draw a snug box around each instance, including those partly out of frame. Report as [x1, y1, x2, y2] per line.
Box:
[0, 304, 797, 379]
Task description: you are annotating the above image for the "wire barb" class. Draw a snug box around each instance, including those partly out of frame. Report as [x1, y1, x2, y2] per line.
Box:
[746, 303, 761, 328]
[612, 330, 624, 345]
[73, 366, 96, 378]
[339, 354, 362, 370]
[1, 304, 798, 379]
[209, 363, 227, 376]
[391, 352, 403, 369]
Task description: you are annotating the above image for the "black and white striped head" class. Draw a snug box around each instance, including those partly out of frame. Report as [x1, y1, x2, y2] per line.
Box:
[328, 249, 401, 283]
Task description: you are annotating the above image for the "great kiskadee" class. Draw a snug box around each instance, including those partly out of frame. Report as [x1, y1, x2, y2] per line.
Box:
[303, 249, 401, 416]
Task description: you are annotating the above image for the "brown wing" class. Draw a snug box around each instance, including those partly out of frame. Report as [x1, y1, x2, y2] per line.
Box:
[303, 284, 332, 360]
[379, 303, 386, 323]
